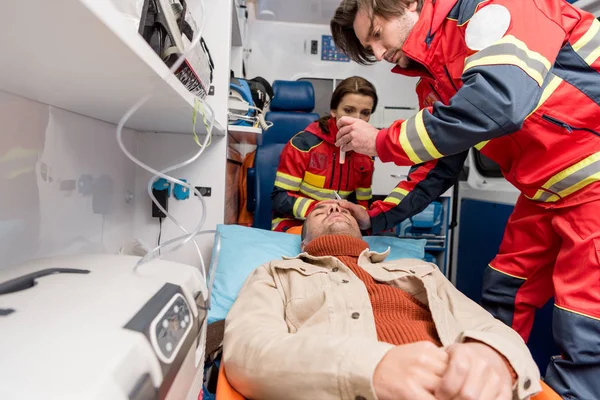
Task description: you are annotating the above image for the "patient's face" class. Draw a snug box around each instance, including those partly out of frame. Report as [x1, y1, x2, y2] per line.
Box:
[330, 94, 374, 123]
[302, 201, 362, 246]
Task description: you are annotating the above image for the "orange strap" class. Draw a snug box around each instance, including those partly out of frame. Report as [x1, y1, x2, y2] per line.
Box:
[286, 225, 302, 235]
[216, 363, 245, 400]
[531, 381, 561, 400]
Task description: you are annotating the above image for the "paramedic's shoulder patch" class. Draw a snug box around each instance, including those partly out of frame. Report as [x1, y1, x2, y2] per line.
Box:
[291, 131, 323, 152]
[465, 4, 511, 51]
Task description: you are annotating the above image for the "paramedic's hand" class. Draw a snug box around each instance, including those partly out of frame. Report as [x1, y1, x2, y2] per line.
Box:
[373, 341, 448, 400]
[338, 200, 371, 229]
[335, 117, 378, 156]
[436, 342, 513, 400]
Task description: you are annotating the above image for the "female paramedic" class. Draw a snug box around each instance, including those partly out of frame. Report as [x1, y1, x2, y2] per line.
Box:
[270, 76, 378, 233]
[329, 0, 600, 398]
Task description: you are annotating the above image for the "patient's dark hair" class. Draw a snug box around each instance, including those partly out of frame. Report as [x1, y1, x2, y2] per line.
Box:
[318, 76, 378, 133]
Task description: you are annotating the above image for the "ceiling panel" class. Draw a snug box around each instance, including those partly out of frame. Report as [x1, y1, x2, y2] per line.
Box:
[255, 0, 341, 25]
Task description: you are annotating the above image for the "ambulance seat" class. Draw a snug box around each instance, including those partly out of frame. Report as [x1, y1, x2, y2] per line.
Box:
[249, 80, 319, 230]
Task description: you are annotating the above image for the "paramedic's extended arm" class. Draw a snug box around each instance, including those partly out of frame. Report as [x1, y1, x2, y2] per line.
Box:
[337, 0, 565, 165]
[271, 132, 319, 220]
[340, 152, 466, 232]
[369, 151, 467, 233]
[223, 263, 395, 400]
[431, 267, 542, 399]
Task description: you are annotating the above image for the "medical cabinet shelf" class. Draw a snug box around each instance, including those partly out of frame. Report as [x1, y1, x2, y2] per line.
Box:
[0, 0, 224, 136]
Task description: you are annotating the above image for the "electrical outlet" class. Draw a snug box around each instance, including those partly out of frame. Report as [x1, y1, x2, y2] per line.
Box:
[194, 186, 212, 197]
[152, 188, 168, 218]
[311, 40, 318, 55]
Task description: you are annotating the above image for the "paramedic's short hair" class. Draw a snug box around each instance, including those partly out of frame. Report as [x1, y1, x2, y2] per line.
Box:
[330, 0, 424, 65]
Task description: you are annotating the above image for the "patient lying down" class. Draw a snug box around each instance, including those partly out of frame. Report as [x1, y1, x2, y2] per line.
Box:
[223, 201, 540, 400]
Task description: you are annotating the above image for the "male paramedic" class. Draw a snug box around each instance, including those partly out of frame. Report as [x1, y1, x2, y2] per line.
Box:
[223, 201, 540, 400]
[328, 0, 600, 397]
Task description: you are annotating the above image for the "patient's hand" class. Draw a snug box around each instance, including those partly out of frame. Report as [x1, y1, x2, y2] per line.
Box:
[373, 341, 448, 400]
[436, 342, 513, 400]
[338, 200, 371, 229]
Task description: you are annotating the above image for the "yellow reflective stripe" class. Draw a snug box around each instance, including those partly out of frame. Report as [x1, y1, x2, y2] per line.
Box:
[355, 187, 372, 200]
[274, 181, 299, 191]
[384, 187, 409, 206]
[464, 35, 551, 86]
[557, 171, 600, 198]
[573, 19, 600, 65]
[274, 171, 302, 191]
[415, 110, 444, 159]
[271, 217, 291, 230]
[572, 18, 599, 52]
[299, 182, 352, 201]
[474, 140, 489, 150]
[293, 197, 315, 219]
[541, 152, 600, 191]
[399, 120, 423, 164]
[527, 74, 563, 118]
[531, 152, 600, 202]
[466, 55, 545, 86]
[527, 189, 545, 201]
[276, 171, 302, 183]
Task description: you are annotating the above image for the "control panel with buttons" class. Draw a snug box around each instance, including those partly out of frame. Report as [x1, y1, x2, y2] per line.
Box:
[149, 293, 193, 364]
[321, 35, 350, 62]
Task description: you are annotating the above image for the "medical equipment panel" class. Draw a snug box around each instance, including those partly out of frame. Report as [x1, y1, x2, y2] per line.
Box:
[0, 254, 208, 400]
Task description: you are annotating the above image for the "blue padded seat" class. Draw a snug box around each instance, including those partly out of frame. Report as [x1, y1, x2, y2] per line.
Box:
[263, 80, 320, 145]
[249, 80, 320, 229]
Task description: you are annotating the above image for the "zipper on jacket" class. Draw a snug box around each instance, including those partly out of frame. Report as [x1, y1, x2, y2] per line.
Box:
[331, 152, 337, 186]
[542, 114, 600, 137]
[444, 66, 459, 92]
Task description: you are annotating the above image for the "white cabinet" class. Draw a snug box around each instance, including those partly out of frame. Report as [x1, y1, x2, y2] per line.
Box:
[0, 0, 224, 135]
[371, 158, 411, 195]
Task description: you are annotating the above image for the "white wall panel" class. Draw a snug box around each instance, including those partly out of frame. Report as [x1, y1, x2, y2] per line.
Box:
[0, 91, 136, 270]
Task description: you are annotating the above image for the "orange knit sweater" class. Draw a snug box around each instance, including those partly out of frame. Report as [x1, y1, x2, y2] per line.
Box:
[305, 235, 442, 347]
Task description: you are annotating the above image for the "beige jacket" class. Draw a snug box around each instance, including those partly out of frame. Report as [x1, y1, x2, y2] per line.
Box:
[223, 248, 541, 400]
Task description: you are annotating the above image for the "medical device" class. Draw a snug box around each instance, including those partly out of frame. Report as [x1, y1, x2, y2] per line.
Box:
[0, 254, 208, 400]
[228, 76, 273, 130]
[117, 0, 216, 272]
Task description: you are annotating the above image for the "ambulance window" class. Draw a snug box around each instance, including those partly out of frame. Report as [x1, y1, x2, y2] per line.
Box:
[296, 78, 349, 116]
[297, 78, 334, 116]
[473, 150, 503, 178]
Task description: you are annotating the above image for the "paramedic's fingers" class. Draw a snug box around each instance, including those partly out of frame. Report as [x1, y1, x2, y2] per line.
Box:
[338, 200, 372, 229]
[335, 117, 378, 156]
[436, 343, 512, 400]
[373, 341, 448, 400]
